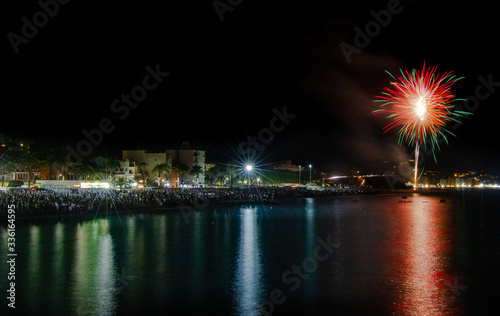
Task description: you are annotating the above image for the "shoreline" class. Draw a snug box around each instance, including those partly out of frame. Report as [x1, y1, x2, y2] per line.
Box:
[1, 189, 373, 221]
[1, 187, 497, 221]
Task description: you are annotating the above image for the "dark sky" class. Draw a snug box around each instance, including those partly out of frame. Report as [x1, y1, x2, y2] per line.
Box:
[3, 0, 500, 174]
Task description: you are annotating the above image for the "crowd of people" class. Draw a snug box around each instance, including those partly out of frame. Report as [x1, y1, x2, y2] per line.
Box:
[0, 186, 367, 216]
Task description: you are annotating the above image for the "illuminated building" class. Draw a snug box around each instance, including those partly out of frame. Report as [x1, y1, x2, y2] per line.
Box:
[123, 142, 205, 187]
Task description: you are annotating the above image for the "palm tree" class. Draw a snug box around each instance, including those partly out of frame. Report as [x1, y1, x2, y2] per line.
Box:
[105, 157, 121, 182]
[152, 163, 164, 185]
[189, 165, 204, 185]
[137, 162, 148, 182]
[205, 164, 217, 185]
[0, 153, 15, 187]
[226, 164, 238, 187]
[42, 154, 58, 180]
[206, 164, 227, 186]
[172, 163, 189, 186]
[58, 158, 72, 180]
[72, 163, 92, 180]
[88, 167, 101, 181]
[152, 162, 171, 187]
[19, 151, 40, 188]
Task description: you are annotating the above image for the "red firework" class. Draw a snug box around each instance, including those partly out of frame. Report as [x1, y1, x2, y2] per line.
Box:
[373, 63, 470, 188]
[373, 63, 466, 149]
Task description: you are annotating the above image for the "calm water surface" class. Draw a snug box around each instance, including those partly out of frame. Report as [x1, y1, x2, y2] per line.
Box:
[1, 192, 500, 315]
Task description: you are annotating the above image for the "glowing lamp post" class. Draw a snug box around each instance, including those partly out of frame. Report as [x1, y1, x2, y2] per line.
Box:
[245, 164, 253, 187]
[298, 165, 301, 185]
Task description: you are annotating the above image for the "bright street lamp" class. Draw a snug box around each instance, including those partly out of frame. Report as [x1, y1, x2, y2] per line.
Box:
[245, 164, 253, 187]
[298, 165, 301, 185]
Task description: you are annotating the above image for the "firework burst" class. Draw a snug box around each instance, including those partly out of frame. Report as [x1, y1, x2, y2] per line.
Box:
[373, 63, 471, 188]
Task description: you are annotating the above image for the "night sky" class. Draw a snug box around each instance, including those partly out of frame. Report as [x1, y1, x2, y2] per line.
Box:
[4, 0, 500, 174]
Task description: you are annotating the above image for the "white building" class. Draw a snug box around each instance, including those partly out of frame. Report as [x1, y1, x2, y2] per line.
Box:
[123, 142, 206, 187]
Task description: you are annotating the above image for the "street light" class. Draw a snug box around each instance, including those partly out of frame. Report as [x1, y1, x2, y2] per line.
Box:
[298, 165, 301, 185]
[245, 164, 253, 187]
[309, 164, 312, 183]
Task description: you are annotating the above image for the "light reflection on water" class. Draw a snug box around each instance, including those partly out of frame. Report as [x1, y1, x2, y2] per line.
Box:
[233, 206, 264, 316]
[71, 220, 117, 315]
[303, 198, 317, 300]
[389, 195, 459, 316]
[1, 193, 497, 315]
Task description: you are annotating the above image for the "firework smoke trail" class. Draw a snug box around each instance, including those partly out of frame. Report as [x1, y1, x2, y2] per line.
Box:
[373, 63, 471, 189]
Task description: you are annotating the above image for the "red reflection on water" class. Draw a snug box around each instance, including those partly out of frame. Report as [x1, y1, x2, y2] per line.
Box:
[389, 195, 458, 315]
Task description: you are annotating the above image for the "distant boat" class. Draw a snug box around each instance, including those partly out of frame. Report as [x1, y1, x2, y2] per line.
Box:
[398, 200, 412, 203]
[402, 196, 407, 199]
[439, 199, 446, 203]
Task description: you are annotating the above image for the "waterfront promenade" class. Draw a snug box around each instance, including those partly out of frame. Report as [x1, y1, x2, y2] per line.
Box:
[0, 187, 367, 217]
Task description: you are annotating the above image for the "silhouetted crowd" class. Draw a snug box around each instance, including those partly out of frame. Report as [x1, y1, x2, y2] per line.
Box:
[0, 187, 367, 216]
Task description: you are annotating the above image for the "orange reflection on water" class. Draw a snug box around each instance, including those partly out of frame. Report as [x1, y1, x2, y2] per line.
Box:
[390, 195, 455, 315]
